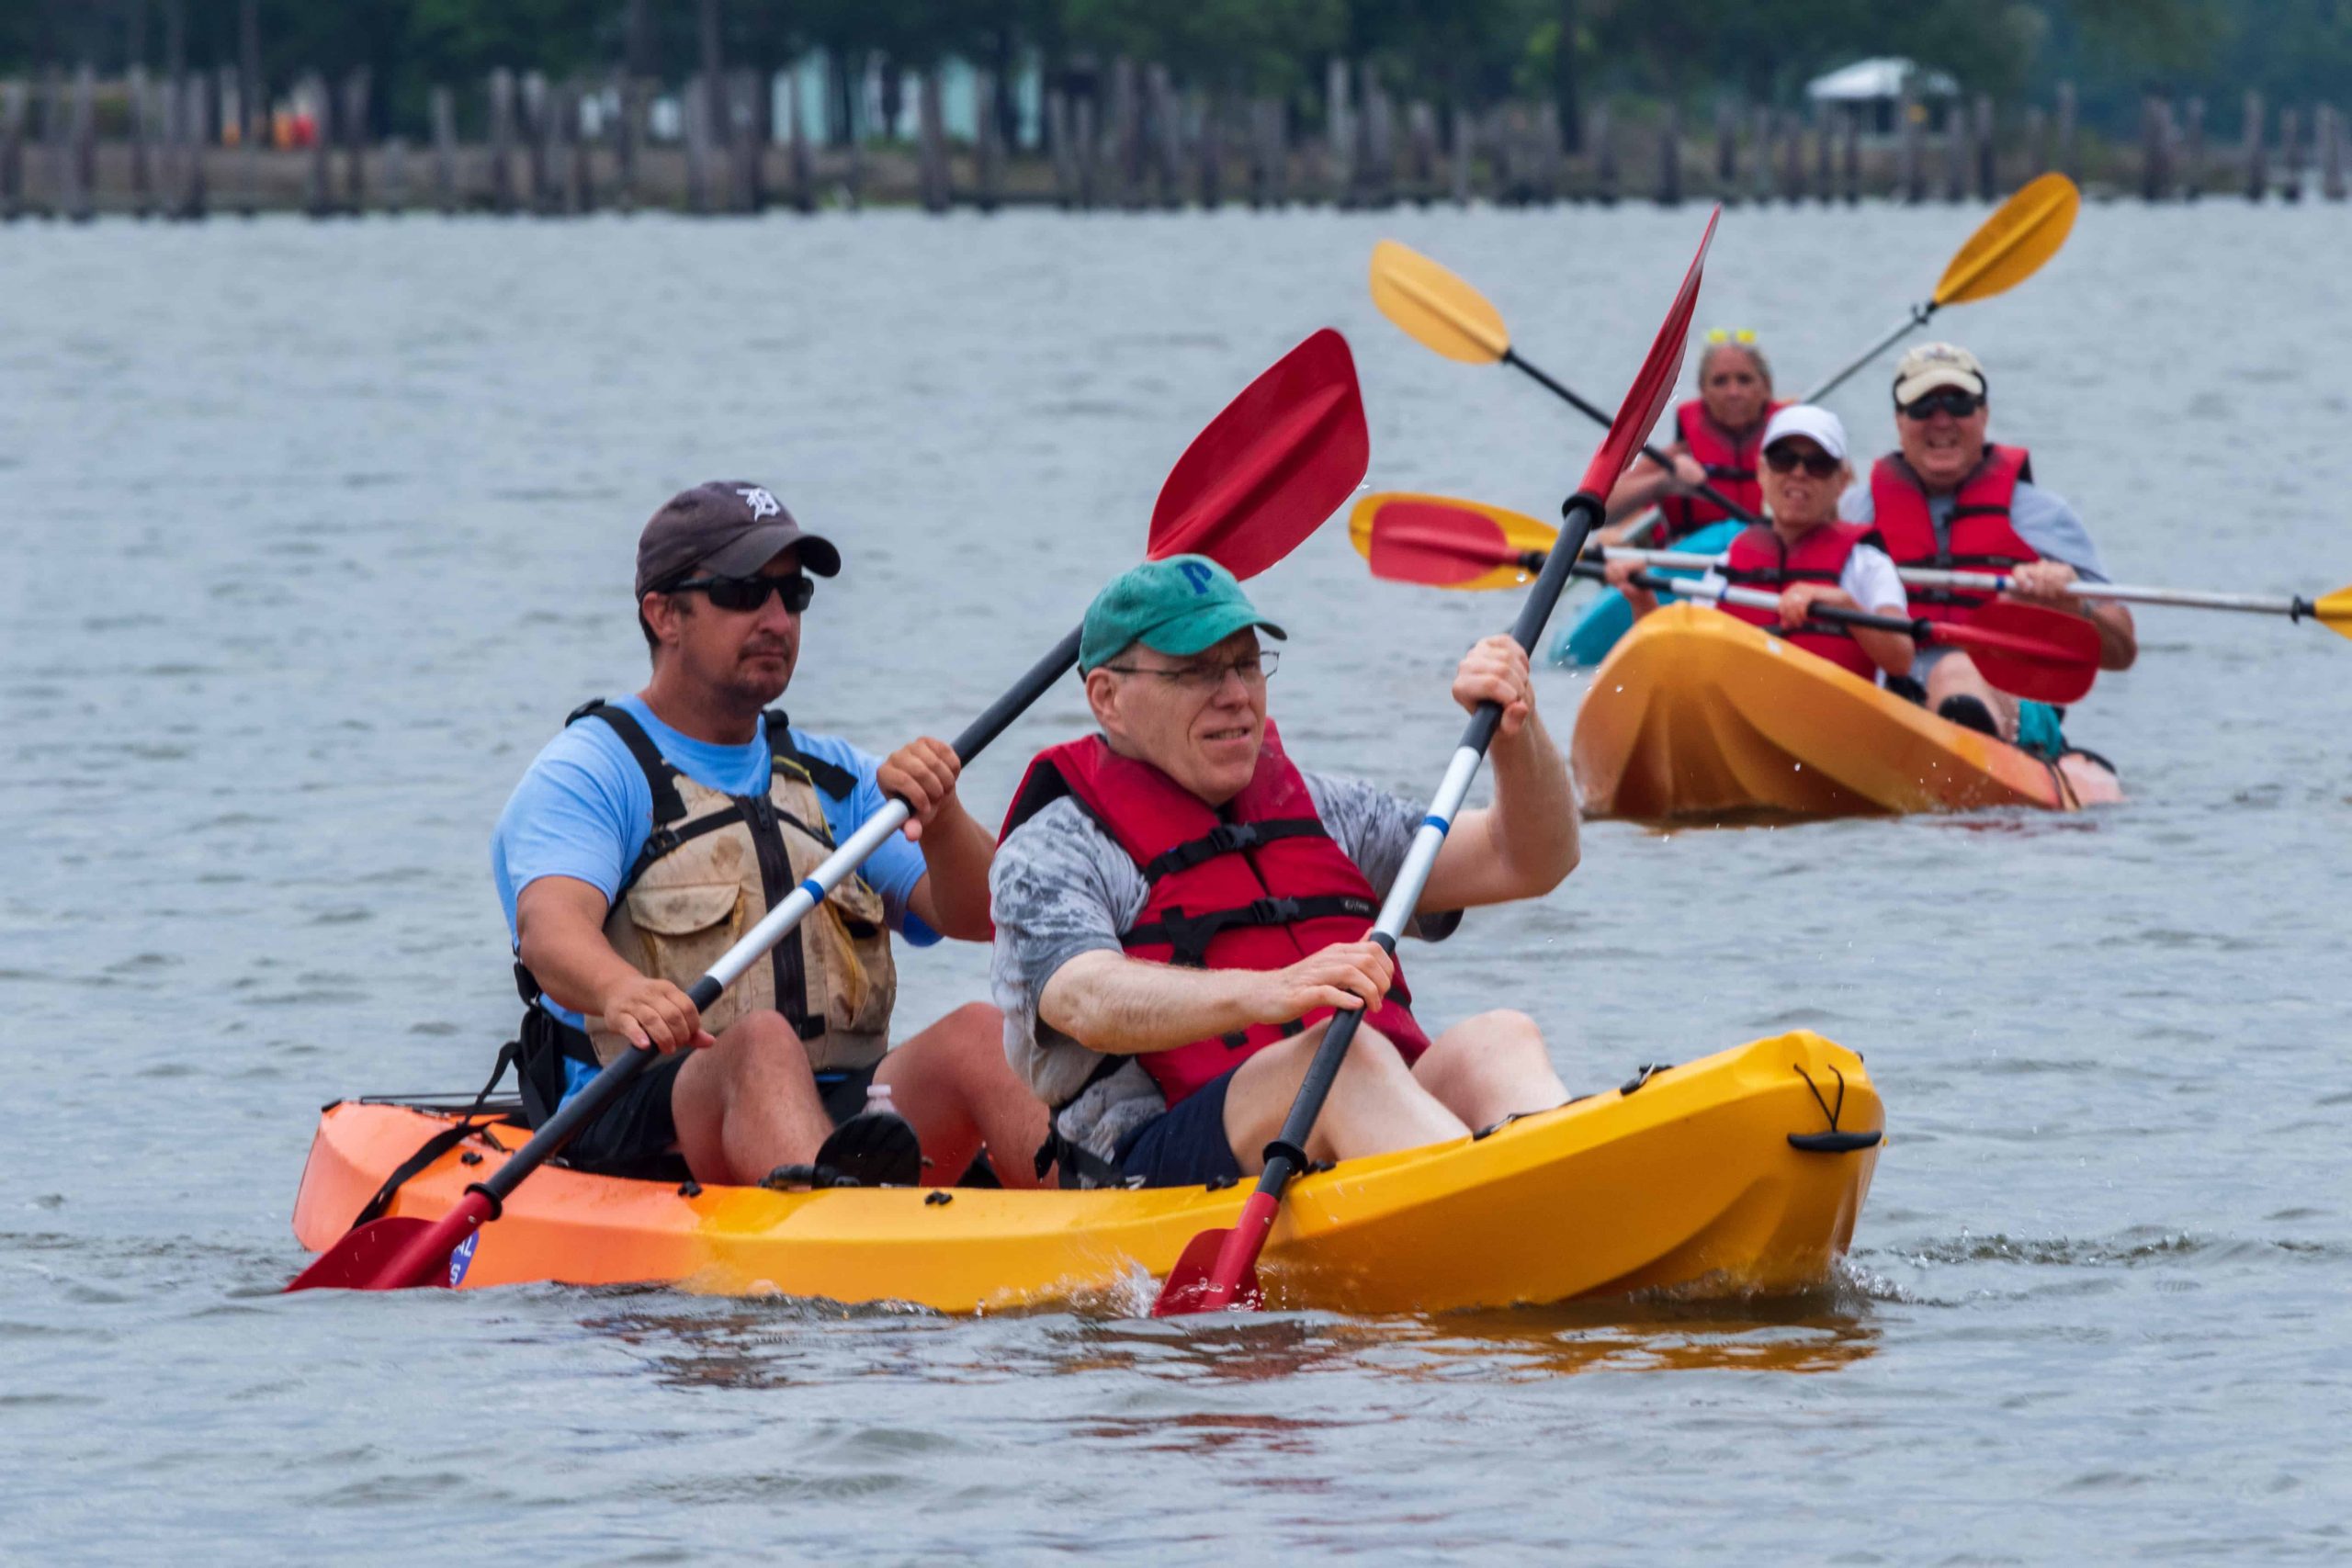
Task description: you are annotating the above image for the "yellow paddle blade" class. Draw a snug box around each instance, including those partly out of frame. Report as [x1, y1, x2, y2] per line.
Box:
[1350, 491, 1559, 592]
[1932, 173, 2080, 308]
[2313, 585, 2352, 640]
[1369, 241, 1511, 364]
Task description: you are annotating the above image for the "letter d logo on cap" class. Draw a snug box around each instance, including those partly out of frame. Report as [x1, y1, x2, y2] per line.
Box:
[1179, 561, 1215, 594]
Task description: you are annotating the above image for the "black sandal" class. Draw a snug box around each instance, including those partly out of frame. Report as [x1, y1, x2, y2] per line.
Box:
[762, 1110, 923, 1190]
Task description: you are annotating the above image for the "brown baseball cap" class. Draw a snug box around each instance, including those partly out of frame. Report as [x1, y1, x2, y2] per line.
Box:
[634, 481, 842, 599]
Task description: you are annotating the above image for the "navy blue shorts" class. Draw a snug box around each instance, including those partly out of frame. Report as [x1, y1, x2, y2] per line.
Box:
[1116, 1067, 1245, 1188]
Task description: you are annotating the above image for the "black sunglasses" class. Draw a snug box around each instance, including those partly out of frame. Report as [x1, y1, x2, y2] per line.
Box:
[666, 573, 816, 614]
[1899, 388, 1984, 421]
[1763, 443, 1842, 479]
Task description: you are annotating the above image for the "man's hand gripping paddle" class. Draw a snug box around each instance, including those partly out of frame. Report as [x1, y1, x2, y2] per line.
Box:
[286, 330, 1372, 1293]
[1345, 493, 2101, 705]
[1153, 209, 1722, 1318]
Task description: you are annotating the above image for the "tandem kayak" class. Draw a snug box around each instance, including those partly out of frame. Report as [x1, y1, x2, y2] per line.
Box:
[1550, 520, 1741, 667]
[291, 1031, 1882, 1314]
[1572, 604, 2122, 822]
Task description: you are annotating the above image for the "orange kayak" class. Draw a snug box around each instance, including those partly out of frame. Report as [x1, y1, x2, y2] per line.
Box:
[1572, 604, 2121, 822]
[291, 1031, 1883, 1314]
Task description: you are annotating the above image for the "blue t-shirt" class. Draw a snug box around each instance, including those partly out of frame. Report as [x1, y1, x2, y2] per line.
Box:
[492, 694, 939, 1091]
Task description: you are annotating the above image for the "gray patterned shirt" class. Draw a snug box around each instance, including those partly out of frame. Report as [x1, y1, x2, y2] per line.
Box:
[989, 769, 1457, 1167]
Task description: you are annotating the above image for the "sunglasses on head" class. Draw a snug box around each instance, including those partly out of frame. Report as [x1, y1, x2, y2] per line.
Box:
[1899, 387, 1984, 421]
[666, 573, 816, 614]
[1763, 443, 1842, 479]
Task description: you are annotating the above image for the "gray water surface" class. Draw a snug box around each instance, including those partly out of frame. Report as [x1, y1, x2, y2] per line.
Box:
[3, 205, 2347, 1562]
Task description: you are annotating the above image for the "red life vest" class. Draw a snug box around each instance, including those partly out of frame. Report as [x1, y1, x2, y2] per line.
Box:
[1660, 397, 1783, 540]
[1868, 445, 2039, 626]
[1715, 522, 1883, 681]
[1000, 723, 1430, 1108]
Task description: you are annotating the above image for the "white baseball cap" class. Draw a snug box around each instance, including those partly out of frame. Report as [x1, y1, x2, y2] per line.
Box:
[1893, 342, 1987, 405]
[1760, 403, 1849, 462]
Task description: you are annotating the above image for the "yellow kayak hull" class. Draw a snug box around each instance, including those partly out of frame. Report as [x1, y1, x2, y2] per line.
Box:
[1573, 604, 2112, 821]
[291, 1031, 1882, 1314]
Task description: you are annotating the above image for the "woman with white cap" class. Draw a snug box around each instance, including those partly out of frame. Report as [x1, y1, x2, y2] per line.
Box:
[1606, 404, 1916, 683]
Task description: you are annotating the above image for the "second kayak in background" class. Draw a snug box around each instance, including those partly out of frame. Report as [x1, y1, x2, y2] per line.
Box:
[1551, 519, 1742, 666]
[1572, 603, 2122, 822]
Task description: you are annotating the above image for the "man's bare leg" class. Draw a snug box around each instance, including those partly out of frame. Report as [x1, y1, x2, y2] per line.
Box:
[1411, 1010, 1569, 1131]
[669, 1011, 833, 1186]
[1221, 1021, 1470, 1174]
[873, 1001, 1054, 1189]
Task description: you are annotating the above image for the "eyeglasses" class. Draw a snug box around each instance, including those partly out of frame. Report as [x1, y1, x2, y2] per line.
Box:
[666, 573, 816, 614]
[1704, 327, 1758, 344]
[1763, 443, 1842, 479]
[1099, 649, 1280, 691]
[1898, 388, 1984, 421]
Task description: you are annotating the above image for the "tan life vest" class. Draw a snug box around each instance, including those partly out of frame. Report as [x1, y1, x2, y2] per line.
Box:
[576, 703, 898, 1072]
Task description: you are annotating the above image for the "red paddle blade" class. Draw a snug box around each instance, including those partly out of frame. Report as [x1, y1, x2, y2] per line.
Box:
[1149, 327, 1369, 581]
[1575, 208, 1720, 501]
[285, 1191, 492, 1292]
[1936, 599, 2102, 705]
[1366, 499, 1521, 585]
[1151, 1226, 1265, 1317]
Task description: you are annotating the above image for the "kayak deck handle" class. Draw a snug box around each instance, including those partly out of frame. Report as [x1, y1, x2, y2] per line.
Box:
[1787, 1129, 1883, 1155]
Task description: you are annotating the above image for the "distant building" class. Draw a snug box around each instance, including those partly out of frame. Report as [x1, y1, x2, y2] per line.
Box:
[1804, 57, 1960, 135]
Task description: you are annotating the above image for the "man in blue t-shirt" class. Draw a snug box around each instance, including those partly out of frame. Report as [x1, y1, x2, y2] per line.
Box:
[492, 481, 1051, 1189]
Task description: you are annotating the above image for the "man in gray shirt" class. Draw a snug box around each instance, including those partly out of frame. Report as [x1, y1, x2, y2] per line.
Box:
[989, 556, 1580, 1188]
[1840, 342, 2136, 760]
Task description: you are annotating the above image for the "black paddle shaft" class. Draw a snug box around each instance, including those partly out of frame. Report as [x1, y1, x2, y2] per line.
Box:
[1251, 493, 1607, 1201]
[1577, 559, 1934, 641]
[479, 624, 1088, 1210]
[1502, 349, 1764, 529]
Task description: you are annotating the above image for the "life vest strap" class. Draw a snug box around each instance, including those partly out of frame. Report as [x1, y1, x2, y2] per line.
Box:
[1125, 893, 1380, 967]
[1140, 817, 1327, 883]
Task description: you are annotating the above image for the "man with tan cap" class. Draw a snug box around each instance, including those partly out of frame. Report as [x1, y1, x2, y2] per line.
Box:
[491, 482, 1051, 1189]
[989, 555, 1578, 1189]
[1840, 343, 2136, 754]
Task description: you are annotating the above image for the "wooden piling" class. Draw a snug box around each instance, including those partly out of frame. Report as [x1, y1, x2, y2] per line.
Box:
[1324, 58, 1351, 207]
[2244, 90, 2267, 201]
[342, 69, 368, 215]
[2055, 82, 2078, 184]
[1536, 102, 1566, 203]
[1361, 66, 1396, 209]
[1812, 105, 1833, 204]
[1940, 106, 1966, 201]
[1973, 95, 1996, 199]
[2279, 106, 2303, 203]
[1148, 63, 1183, 207]
[1072, 94, 1097, 209]
[916, 69, 949, 213]
[1751, 107, 1774, 204]
[976, 70, 1005, 213]
[2173, 96, 2191, 199]
[1112, 57, 1142, 209]
[2024, 104, 2048, 177]
[1656, 103, 1680, 206]
[179, 73, 209, 219]
[567, 84, 594, 213]
[1195, 92, 1223, 210]
[786, 69, 815, 213]
[1841, 107, 1861, 204]
[1045, 91, 1074, 208]
[489, 68, 517, 214]
[130, 68, 156, 217]
[0, 79, 23, 220]
[1781, 109, 1806, 203]
[1898, 93, 1923, 203]
[305, 75, 334, 218]
[2323, 105, 2347, 201]
[69, 65, 96, 221]
[430, 86, 458, 212]
[1589, 103, 1615, 204]
[1448, 103, 1471, 207]
[1713, 100, 1737, 202]
[1407, 101, 1436, 204]
[522, 72, 553, 212]
[383, 135, 409, 213]
[2140, 96, 2167, 201]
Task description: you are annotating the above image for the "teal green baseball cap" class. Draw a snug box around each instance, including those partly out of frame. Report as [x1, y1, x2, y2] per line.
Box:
[1078, 555, 1287, 672]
